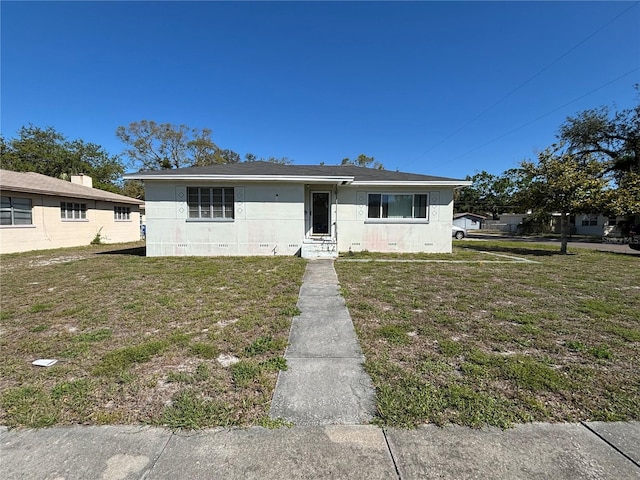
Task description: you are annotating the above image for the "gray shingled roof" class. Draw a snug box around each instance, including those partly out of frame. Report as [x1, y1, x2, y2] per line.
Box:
[126, 161, 465, 183]
[0, 170, 143, 204]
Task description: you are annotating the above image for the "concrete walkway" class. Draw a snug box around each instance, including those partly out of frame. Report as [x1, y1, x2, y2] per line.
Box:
[269, 259, 376, 425]
[2, 422, 639, 479]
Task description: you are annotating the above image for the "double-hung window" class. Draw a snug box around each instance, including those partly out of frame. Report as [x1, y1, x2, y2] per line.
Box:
[367, 193, 428, 220]
[187, 187, 234, 220]
[1, 196, 32, 226]
[114, 206, 131, 221]
[61, 202, 87, 220]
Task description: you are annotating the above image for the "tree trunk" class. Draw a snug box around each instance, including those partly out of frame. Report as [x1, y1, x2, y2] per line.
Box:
[560, 211, 568, 254]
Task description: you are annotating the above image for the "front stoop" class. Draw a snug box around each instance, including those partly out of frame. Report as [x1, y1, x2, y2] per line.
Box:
[301, 239, 338, 258]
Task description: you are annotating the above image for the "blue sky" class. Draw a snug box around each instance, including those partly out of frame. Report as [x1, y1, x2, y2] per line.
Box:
[2, 1, 639, 179]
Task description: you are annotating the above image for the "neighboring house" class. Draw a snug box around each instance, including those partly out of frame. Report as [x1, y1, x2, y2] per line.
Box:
[0, 169, 143, 254]
[552, 213, 631, 237]
[453, 212, 485, 231]
[125, 162, 471, 258]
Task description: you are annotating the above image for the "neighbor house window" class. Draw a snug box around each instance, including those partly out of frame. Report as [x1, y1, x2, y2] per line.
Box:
[607, 216, 618, 226]
[1, 196, 32, 225]
[60, 202, 87, 220]
[114, 206, 131, 221]
[367, 193, 428, 219]
[187, 187, 234, 220]
[581, 215, 597, 227]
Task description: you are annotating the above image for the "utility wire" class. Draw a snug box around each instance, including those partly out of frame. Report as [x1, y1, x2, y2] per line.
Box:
[447, 67, 640, 162]
[407, 1, 640, 167]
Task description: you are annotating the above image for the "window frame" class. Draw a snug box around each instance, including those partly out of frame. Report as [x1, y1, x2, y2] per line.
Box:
[60, 201, 87, 221]
[365, 192, 429, 223]
[114, 206, 131, 221]
[186, 186, 235, 222]
[1, 196, 33, 226]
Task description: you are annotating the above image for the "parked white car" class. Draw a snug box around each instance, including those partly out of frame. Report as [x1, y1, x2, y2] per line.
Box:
[452, 225, 467, 239]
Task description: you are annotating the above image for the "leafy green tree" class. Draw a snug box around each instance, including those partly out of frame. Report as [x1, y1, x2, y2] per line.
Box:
[341, 154, 383, 169]
[455, 170, 521, 218]
[122, 180, 145, 200]
[559, 91, 639, 215]
[0, 125, 124, 193]
[218, 149, 242, 164]
[116, 120, 224, 170]
[518, 145, 608, 254]
[244, 153, 292, 165]
[559, 103, 639, 173]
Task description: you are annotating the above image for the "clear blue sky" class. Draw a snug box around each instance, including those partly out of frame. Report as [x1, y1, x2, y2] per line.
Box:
[2, 1, 639, 179]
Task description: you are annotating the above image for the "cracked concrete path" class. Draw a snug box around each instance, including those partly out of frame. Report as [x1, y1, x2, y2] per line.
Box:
[269, 259, 376, 425]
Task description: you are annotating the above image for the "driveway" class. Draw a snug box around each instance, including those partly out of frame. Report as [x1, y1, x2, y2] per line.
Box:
[465, 233, 640, 255]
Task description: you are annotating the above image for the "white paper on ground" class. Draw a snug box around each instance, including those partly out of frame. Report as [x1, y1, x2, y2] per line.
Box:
[32, 359, 58, 367]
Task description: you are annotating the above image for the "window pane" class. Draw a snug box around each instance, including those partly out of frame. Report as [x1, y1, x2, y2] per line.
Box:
[12, 198, 30, 210]
[0, 196, 10, 209]
[415, 194, 428, 218]
[381, 195, 389, 218]
[14, 210, 32, 225]
[0, 211, 11, 225]
[368, 194, 381, 218]
[187, 188, 199, 205]
[224, 188, 234, 219]
[212, 188, 223, 218]
[80, 204, 86, 219]
[386, 194, 413, 218]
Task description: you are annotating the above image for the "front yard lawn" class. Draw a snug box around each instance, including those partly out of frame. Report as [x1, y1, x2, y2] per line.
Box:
[0, 243, 305, 428]
[336, 241, 640, 428]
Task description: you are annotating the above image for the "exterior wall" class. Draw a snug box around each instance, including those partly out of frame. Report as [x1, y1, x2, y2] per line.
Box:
[144, 181, 305, 256]
[573, 213, 607, 236]
[0, 191, 141, 254]
[336, 186, 454, 254]
[144, 181, 456, 256]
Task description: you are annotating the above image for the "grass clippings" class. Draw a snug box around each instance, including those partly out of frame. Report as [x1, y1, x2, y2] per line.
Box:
[335, 241, 640, 428]
[0, 242, 305, 429]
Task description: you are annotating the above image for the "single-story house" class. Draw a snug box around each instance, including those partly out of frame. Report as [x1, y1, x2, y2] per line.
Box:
[453, 212, 486, 230]
[552, 213, 633, 237]
[0, 169, 144, 254]
[125, 162, 470, 258]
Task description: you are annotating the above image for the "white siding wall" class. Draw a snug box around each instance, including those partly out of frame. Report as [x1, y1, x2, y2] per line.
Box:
[144, 181, 305, 256]
[336, 186, 453, 253]
[0, 192, 141, 254]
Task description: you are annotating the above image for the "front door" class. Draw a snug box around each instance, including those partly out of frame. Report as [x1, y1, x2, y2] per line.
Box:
[311, 191, 330, 235]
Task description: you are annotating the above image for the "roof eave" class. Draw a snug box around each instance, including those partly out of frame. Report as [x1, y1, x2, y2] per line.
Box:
[350, 180, 472, 187]
[1, 185, 144, 204]
[124, 174, 356, 184]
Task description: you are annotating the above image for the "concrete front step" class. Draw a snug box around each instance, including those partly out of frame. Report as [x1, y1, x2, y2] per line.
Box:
[301, 240, 338, 258]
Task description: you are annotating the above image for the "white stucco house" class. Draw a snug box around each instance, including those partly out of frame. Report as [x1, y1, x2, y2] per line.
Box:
[0, 169, 143, 254]
[125, 162, 471, 258]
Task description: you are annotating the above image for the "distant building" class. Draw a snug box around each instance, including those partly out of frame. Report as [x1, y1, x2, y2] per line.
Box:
[453, 212, 486, 231]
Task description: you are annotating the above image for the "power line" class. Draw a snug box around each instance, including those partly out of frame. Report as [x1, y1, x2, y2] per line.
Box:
[446, 67, 639, 163]
[407, 1, 639, 167]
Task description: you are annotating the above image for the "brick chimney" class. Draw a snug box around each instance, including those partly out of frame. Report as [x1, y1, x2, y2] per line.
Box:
[70, 174, 93, 189]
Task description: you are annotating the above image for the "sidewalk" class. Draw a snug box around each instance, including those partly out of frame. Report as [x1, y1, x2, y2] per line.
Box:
[2, 422, 639, 479]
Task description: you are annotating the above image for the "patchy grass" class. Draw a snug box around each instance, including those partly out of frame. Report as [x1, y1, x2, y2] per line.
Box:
[336, 241, 640, 428]
[0, 242, 305, 428]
